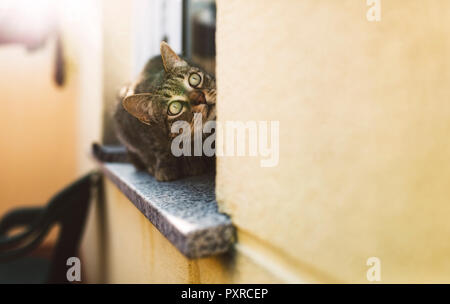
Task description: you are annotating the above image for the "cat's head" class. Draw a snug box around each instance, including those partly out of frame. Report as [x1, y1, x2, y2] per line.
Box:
[122, 42, 216, 137]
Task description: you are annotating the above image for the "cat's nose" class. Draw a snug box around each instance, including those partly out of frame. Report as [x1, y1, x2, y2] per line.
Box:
[188, 90, 206, 105]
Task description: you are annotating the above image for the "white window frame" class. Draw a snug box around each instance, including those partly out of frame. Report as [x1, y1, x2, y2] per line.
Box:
[131, 0, 183, 77]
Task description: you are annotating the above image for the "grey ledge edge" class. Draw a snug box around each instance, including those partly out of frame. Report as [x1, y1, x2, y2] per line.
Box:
[99, 162, 235, 259]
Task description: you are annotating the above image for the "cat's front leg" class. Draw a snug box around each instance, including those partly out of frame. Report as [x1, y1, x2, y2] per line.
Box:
[127, 150, 147, 171]
[154, 155, 182, 181]
[182, 157, 211, 177]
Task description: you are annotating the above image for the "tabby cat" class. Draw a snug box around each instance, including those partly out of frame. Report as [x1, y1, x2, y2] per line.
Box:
[114, 42, 216, 181]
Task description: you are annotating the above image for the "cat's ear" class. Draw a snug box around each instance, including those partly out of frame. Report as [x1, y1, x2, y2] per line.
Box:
[160, 41, 187, 72]
[122, 93, 153, 125]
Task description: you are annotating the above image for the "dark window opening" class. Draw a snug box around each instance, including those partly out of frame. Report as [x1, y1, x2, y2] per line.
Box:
[183, 0, 216, 75]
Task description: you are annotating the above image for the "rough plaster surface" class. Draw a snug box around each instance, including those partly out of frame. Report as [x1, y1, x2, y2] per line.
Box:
[216, 0, 450, 283]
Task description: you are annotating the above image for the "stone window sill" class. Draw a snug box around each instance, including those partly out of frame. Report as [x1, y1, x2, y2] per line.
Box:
[93, 145, 235, 259]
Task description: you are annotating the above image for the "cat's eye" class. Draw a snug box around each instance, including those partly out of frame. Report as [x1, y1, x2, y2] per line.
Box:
[188, 73, 201, 87]
[168, 101, 183, 116]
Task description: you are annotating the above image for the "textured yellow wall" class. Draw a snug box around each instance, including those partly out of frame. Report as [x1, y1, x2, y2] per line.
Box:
[216, 0, 450, 283]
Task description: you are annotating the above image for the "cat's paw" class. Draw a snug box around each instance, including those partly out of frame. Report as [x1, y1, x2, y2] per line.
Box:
[153, 167, 182, 182]
[127, 151, 147, 170]
[183, 158, 213, 177]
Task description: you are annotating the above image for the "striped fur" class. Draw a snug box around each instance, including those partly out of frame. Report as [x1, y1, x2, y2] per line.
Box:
[113, 42, 216, 181]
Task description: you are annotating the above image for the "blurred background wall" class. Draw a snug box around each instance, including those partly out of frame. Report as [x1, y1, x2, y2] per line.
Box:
[0, 38, 77, 217]
[0, 0, 102, 239]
